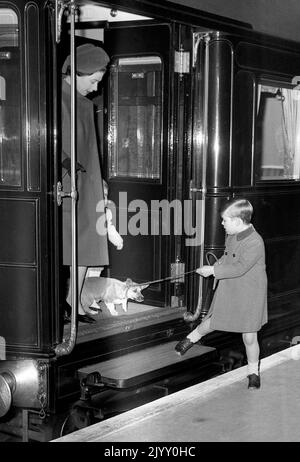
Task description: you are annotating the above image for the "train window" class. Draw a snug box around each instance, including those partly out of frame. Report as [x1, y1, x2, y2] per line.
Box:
[255, 83, 300, 181]
[108, 56, 162, 180]
[0, 8, 21, 187]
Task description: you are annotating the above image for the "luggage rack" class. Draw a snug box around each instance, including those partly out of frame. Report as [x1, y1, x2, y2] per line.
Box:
[77, 341, 217, 391]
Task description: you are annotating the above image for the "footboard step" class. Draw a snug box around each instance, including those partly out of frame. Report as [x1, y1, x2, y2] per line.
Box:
[78, 341, 216, 389]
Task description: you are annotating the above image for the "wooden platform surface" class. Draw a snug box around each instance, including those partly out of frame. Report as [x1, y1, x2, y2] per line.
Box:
[78, 341, 216, 388]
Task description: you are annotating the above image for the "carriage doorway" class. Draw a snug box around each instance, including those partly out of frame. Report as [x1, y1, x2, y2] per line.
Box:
[103, 24, 174, 307]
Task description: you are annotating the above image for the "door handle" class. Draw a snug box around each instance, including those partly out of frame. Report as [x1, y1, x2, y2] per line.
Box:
[56, 181, 78, 206]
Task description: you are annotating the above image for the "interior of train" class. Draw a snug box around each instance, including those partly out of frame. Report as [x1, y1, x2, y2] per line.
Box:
[61, 3, 188, 342]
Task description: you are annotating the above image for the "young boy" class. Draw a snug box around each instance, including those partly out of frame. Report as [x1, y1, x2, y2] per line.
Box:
[175, 198, 268, 389]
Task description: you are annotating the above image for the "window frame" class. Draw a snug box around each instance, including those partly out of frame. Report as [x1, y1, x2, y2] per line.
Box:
[107, 54, 164, 183]
[254, 77, 300, 185]
[0, 6, 22, 190]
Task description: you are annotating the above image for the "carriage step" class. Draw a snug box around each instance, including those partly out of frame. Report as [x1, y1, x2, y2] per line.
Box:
[78, 341, 216, 389]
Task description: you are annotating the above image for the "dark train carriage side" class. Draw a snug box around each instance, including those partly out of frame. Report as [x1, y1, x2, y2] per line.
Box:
[196, 31, 300, 353]
[0, 0, 300, 441]
[0, 0, 60, 424]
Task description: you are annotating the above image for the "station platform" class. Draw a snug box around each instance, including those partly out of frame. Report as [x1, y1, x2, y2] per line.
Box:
[52, 344, 300, 442]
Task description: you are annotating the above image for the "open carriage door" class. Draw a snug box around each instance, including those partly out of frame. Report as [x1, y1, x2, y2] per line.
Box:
[103, 23, 174, 307]
[185, 33, 210, 316]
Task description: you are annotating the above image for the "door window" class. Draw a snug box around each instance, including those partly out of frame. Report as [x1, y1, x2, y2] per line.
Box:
[0, 8, 21, 187]
[108, 56, 162, 180]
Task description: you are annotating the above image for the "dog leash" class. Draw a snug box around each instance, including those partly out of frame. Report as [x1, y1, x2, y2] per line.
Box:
[132, 269, 198, 287]
[132, 251, 219, 287]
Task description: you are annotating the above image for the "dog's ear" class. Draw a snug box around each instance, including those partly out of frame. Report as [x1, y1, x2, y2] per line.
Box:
[125, 278, 133, 287]
[139, 284, 149, 290]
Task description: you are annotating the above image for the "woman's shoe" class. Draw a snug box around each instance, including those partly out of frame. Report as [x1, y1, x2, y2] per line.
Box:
[78, 313, 96, 324]
[63, 301, 96, 323]
[175, 338, 194, 356]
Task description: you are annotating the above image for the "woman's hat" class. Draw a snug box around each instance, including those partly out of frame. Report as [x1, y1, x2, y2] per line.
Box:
[62, 43, 110, 74]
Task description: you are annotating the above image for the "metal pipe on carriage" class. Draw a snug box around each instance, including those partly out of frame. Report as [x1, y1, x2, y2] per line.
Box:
[202, 32, 233, 246]
[187, 32, 234, 320]
[206, 32, 233, 191]
[191, 33, 210, 320]
[184, 32, 211, 319]
[200, 33, 233, 319]
[55, 0, 78, 357]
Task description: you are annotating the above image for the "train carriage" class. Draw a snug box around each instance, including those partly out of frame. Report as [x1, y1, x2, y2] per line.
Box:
[0, 0, 300, 441]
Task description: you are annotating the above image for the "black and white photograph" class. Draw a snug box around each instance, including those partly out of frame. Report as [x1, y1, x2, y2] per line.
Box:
[0, 0, 300, 447]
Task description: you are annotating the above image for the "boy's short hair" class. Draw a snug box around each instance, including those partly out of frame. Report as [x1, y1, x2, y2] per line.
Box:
[221, 198, 253, 224]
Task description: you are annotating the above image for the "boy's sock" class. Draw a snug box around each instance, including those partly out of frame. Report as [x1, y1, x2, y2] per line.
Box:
[187, 330, 202, 344]
[186, 318, 212, 344]
[247, 361, 259, 376]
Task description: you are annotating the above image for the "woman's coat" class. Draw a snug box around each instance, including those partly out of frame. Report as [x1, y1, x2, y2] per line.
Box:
[206, 225, 268, 333]
[61, 80, 109, 267]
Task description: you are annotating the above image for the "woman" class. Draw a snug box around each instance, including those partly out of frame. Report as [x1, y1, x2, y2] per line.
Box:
[61, 43, 110, 323]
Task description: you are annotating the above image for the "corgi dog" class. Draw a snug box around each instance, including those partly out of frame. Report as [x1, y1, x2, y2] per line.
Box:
[81, 277, 149, 316]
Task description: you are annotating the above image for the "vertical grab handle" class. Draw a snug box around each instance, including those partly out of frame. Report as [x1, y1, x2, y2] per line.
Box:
[55, 0, 78, 357]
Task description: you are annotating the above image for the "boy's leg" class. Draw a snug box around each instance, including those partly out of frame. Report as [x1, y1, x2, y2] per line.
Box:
[175, 318, 213, 355]
[242, 332, 260, 389]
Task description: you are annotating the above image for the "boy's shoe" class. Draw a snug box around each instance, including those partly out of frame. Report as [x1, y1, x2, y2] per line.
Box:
[175, 338, 194, 356]
[247, 373, 260, 389]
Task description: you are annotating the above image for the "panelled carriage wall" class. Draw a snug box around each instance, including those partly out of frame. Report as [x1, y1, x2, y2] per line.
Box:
[0, 2, 55, 354]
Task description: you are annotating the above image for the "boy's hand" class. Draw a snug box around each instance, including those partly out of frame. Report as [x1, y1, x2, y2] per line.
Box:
[196, 266, 215, 277]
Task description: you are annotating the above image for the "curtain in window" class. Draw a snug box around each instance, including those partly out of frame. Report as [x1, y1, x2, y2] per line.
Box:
[281, 88, 300, 178]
